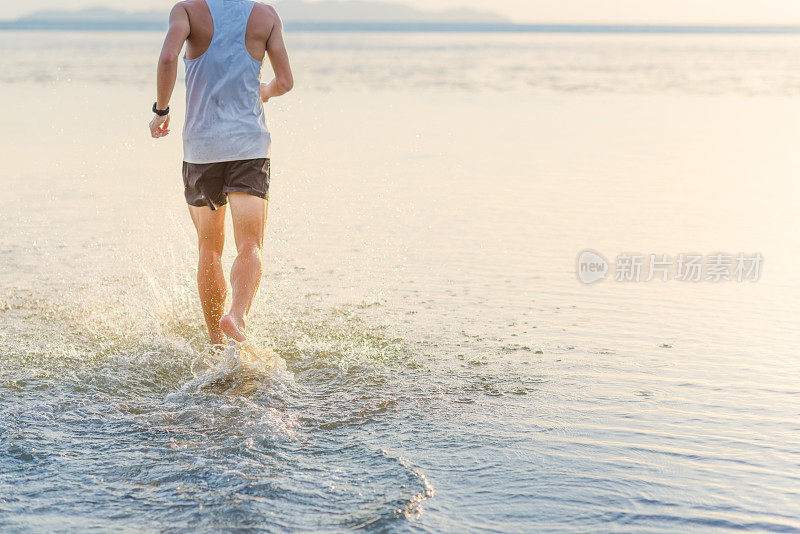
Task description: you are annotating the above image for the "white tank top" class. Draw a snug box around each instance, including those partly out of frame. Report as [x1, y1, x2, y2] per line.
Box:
[183, 0, 271, 164]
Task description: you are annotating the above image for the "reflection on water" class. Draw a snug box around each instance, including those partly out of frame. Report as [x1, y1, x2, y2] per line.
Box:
[1, 30, 800, 532]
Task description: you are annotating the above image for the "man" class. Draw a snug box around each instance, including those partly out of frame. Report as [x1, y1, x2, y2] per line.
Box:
[150, 0, 293, 345]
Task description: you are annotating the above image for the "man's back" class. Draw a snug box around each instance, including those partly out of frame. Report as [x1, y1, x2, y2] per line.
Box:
[182, 0, 273, 164]
[182, 0, 275, 63]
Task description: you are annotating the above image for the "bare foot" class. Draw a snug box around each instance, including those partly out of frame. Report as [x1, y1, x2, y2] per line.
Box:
[220, 314, 247, 342]
[209, 333, 227, 346]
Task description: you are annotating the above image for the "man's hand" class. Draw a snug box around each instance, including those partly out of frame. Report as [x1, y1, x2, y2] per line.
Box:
[150, 114, 170, 138]
[260, 83, 270, 103]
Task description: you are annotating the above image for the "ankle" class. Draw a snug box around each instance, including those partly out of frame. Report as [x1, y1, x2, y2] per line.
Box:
[225, 311, 246, 323]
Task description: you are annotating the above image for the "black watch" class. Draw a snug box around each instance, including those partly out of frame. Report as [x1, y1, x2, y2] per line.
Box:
[153, 102, 170, 116]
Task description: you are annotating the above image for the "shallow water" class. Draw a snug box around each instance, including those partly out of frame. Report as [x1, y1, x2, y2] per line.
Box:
[1, 30, 800, 532]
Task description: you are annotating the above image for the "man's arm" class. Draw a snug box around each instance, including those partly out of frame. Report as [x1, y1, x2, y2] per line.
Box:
[260, 8, 294, 103]
[150, 3, 190, 139]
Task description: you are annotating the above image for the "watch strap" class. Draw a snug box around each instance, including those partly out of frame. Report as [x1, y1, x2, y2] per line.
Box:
[152, 102, 170, 116]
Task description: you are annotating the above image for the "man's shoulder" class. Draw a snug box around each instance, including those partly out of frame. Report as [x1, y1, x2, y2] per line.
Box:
[173, 0, 209, 14]
[169, 1, 191, 15]
[252, 2, 281, 24]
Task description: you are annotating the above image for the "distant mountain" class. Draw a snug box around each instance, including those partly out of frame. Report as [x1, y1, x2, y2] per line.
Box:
[273, 0, 508, 23]
[13, 1, 508, 25]
[18, 7, 164, 23]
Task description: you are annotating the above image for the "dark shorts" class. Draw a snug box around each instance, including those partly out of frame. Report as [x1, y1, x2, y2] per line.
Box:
[182, 158, 270, 210]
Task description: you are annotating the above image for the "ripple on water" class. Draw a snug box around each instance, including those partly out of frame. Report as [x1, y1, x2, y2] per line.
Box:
[0, 281, 438, 532]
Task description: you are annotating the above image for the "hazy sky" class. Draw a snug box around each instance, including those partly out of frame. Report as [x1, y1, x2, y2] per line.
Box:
[3, 0, 800, 24]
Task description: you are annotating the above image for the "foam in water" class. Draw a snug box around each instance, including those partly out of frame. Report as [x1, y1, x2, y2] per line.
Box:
[188, 340, 291, 396]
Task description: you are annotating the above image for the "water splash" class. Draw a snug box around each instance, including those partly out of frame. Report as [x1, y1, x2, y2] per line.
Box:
[188, 341, 291, 397]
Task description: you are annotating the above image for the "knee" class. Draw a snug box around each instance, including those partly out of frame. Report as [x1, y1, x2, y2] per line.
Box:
[238, 241, 263, 258]
[198, 245, 223, 265]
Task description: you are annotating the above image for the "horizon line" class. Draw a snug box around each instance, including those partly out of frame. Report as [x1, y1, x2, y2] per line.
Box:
[2, 21, 800, 34]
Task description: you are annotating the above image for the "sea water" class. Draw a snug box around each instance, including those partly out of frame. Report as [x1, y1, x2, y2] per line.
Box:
[1, 30, 800, 532]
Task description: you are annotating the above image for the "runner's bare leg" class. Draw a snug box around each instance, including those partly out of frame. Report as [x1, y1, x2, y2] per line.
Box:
[188, 204, 228, 345]
[220, 192, 267, 342]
